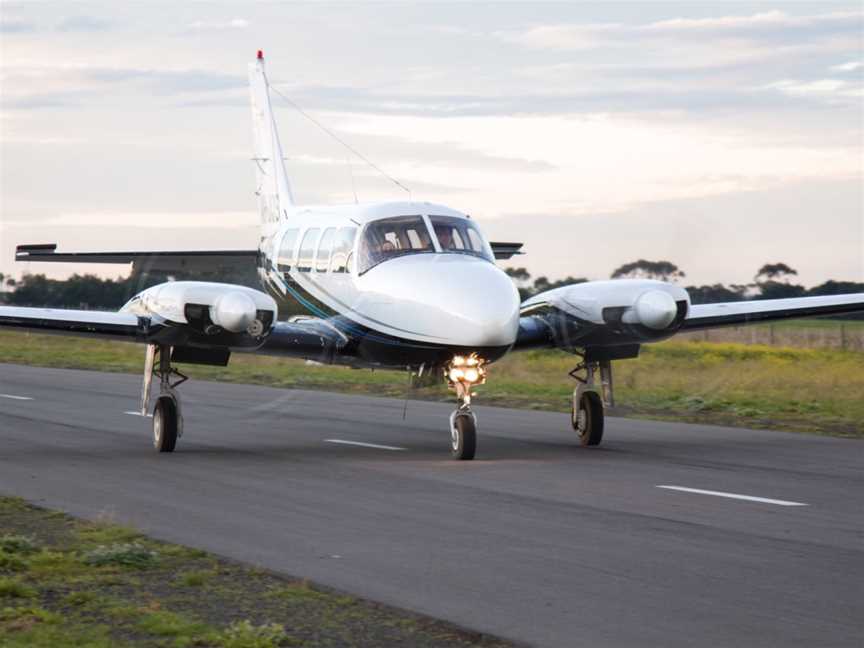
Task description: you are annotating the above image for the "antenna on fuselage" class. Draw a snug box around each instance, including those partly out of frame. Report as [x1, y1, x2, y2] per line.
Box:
[347, 157, 359, 204]
[267, 81, 412, 202]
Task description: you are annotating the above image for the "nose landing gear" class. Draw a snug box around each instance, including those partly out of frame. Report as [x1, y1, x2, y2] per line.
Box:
[446, 354, 486, 460]
[449, 379, 478, 460]
[450, 400, 477, 460]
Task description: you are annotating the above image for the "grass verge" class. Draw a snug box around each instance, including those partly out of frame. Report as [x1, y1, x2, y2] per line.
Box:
[0, 330, 861, 438]
[0, 496, 512, 648]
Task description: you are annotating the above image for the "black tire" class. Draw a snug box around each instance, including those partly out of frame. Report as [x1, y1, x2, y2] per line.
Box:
[571, 390, 604, 446]
[153, 396, 178, 453]
[451, 414, 477, 460]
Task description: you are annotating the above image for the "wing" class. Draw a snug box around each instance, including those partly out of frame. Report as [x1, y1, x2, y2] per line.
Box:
[0, 307, 350, 364]
[513, 279, 864, 353]
[16, 244, 258, 274]
[681, 294, 864, 331]
[0, 305, 149, 341]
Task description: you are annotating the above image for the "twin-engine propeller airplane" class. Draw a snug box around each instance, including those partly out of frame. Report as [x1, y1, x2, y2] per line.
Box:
[2, 51, 863, 459]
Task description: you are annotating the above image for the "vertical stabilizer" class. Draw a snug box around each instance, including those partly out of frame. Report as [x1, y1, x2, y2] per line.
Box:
[249, 50, 294, 224]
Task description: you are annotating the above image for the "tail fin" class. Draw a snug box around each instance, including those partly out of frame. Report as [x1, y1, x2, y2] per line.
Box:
[249, 50, 294, 223]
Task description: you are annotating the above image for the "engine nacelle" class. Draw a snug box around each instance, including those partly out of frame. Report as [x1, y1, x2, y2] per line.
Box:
[121, 281, 278, 348]
[521, 279, 690, 348]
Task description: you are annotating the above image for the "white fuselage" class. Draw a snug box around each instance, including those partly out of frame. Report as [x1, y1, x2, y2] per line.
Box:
[257, 200, 521, 359]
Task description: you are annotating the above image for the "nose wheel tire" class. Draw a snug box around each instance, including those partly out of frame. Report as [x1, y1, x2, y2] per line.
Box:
[451, 413, 477, 460]
[153, 395, 178, 453]
[572, 390, 604, 446]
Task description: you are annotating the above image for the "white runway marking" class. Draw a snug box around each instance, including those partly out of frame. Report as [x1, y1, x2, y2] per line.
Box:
[325, 439, 406, 451]
[124, 411, 153, 418]
[0, 394, 33, 401]
[657, 485, 808, 507]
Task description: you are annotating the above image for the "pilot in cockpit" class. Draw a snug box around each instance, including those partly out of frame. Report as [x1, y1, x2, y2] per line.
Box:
[435, 225, 456, 250]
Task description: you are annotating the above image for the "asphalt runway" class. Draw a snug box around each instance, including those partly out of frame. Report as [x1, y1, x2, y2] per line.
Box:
[1, 363, 862, 647]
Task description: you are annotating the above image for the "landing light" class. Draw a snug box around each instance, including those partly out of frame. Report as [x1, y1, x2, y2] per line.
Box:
[446, 353, 486, 387]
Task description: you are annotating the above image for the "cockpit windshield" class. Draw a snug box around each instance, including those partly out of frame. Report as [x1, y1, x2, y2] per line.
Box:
[357, 213, 495, 274]
[358, 215, 435, 274]
[430, 215, 494, 262]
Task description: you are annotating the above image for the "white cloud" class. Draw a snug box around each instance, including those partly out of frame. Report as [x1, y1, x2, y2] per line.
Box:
[334, 112, 861, 220]
[497, 10, 863, 51]
[0, 17, 36, 33]
[644, 10, 860, 33]
[765, 78, 863, 100]
[188, 18, 249, 31]
[0, 63, 245, 108]
[55, 16, 110, 32]
[11, 211, 258, 229]
[0, 135, 84, 145]
[830, 61, 863, 72]
[495, 23, 617, 51]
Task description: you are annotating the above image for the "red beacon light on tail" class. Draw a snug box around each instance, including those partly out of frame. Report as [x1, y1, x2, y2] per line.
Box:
[257, 50, 264, 60]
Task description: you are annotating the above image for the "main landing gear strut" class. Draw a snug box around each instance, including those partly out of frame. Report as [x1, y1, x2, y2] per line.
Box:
[569, 354, 613, 446]
[141, 344, 187, 453]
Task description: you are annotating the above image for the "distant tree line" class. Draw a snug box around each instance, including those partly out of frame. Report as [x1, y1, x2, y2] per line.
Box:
[0, 260, 861, 320]
[505, 259, 864, 318]
[0, 266, 259, 310]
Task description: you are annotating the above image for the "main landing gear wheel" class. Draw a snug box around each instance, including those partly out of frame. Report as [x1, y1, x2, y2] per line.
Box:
[153, 395, 178, 453]
[142, 344, 186, 454]
[450, 412, 477, 460]
[569, 355, 613, 447]
[572, 390, 604, 446]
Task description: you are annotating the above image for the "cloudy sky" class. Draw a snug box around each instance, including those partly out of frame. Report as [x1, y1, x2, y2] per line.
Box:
[1, 1, 862, 287]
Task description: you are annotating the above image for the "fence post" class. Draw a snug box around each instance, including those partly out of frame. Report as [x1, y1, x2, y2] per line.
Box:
[841, 324, 847, 351]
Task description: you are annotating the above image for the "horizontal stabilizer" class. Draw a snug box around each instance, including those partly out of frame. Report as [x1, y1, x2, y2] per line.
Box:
[16, 244, 258, 274]
[490, 242, 524, 260]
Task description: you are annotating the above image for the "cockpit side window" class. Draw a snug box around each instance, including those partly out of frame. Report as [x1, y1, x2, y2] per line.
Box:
[357, 215, 434, 274]
[466, 228, 485, 253]
[430, 215, 494, 262]
[330, 227, 357, 274]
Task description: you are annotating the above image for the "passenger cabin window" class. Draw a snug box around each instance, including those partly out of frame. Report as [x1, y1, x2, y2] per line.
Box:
[357, 215, 434, 274]
[277, 228, 299, 274]
[297, 228, 319, 272]
[430, 215, 493, 262]
[316, 228, 336, 272]
[330, 227, 357, 273]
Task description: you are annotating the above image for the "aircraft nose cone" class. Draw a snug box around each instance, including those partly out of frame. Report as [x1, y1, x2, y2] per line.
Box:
[450, 269, 521, 347]
[359, 256, 520, 348]
[635, 290, 678, 329]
